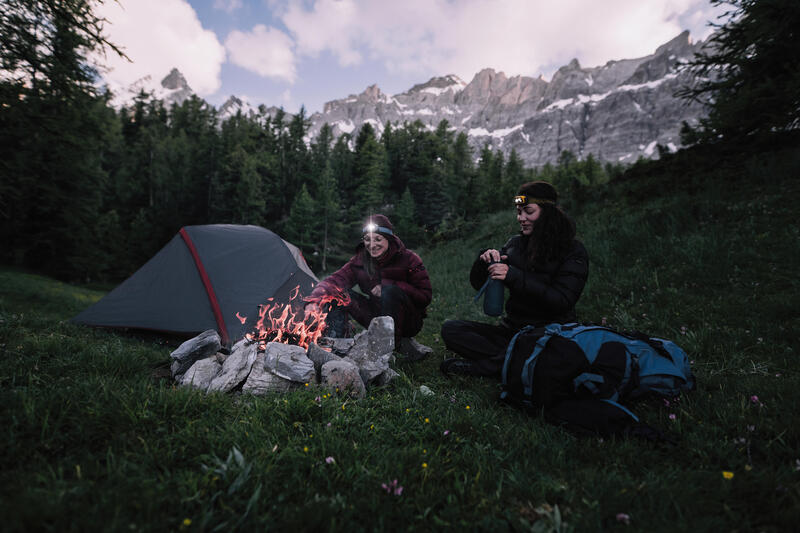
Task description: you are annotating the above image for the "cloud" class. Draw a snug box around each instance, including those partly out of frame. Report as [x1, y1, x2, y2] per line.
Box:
[224, 25, 297, 82]
[95, 0, 226, 96]
[280, 0, 725, 81]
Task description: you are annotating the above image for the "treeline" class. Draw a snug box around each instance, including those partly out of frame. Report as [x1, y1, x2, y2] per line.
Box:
[1, 80, 619, 281]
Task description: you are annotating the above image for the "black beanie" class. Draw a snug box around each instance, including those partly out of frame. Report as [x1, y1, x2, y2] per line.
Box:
[517, 181, 558, 205]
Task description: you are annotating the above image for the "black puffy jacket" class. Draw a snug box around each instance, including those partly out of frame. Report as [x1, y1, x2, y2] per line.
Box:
[470, 235, 589, 327]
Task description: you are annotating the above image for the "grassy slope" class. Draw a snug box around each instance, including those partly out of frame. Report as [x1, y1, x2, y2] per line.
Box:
[1, 145, 799, 532]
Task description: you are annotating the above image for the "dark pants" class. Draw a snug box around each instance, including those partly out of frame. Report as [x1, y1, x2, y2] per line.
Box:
[440, 319, 520, 377]
[327, 285, 423, 338]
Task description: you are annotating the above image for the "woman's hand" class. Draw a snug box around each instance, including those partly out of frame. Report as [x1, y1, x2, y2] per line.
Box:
[371, 284, 382, 298]
[488, 262, 509, 281]
[480, 249, 508, 264]
[480, 249, 501, 263]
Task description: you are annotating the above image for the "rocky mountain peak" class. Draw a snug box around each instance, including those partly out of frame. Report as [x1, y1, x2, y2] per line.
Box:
[459, 68, 512, 104]
[408, 74, 466, 94]
[360, 84, 386, 102]
[161, 68, 189, 91]
[655, 30, 693, 57]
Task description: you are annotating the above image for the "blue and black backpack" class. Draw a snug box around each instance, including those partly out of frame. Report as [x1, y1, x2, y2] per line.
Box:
[500, 323, 696, 441]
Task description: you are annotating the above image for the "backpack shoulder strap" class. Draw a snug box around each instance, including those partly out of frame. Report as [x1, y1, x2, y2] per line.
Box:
[500, 325, 535, 399]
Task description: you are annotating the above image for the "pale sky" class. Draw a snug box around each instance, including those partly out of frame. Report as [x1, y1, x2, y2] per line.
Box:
[94, 0, 729, 114]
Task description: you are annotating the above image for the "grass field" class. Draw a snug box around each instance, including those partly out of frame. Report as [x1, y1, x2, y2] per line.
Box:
[1, 145, 799, 531]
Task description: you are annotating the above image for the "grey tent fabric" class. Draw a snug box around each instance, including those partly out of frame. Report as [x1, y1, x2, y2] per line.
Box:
[72, 224, 318, 345]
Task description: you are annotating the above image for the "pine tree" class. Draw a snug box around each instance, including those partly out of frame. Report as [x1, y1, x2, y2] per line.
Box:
[475, 144, 495, 212]
[678, 0, 800, 143]
[350, 133, 388, 224]
[450, 132, 475, 211]
[349, 124, 388, 230]
[0, 0, 125, 279]
[285, 184, 318, 252]
[504, 148, 526, 199]
[315, 162, 343, 272]
[330, 134, 355, 208]
[393, 187, 424, 247]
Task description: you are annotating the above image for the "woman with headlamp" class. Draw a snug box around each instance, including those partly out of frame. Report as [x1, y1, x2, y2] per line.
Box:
[305, 214, 433, 360]
[440, 181, 589, 377]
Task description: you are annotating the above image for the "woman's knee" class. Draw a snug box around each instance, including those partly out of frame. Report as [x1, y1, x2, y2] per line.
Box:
[441, 319, 467, 344]
[380, 284, 405, 303]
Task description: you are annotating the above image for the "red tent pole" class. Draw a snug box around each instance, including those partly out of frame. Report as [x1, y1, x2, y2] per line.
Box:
[179, 228, 230, 346]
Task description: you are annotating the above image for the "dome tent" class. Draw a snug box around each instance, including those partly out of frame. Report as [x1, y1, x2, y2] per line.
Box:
[72, 225, 318, 346]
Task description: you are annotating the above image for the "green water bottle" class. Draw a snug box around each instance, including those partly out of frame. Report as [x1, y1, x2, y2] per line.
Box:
[483, 261, 505, 317]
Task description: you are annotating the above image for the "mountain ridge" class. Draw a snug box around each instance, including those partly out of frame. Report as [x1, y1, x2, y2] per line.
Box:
[116, 30, 706, 168]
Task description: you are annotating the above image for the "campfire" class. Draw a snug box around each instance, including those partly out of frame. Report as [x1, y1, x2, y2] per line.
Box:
[236, 286, 351, 351]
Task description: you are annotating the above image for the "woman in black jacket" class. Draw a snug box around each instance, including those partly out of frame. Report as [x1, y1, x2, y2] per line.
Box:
[440, 181, 589, 377]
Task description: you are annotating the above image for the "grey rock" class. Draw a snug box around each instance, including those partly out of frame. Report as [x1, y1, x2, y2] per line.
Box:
[208, 340, 258, 393]
[264, 342, 316, 384]
[307, 342, 342, 375]
[242, 353, 296, 395]
[180, 358, 222, 391]
[367, 316, 395, 357]
[318, 337, 356, 356]
[170, 330, 222, 380]
[346, 317, 395, 385]
[419, 385, 435, 396]
[320, 359, 366, 399]
[374, 368, 400, 387]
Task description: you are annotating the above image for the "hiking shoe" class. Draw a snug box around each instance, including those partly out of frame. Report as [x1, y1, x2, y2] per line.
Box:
[398, 337, 433, 361]
[440, 358, 479, 377]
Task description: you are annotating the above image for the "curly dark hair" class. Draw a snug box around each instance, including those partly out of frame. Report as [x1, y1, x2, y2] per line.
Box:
[517, 181, 575, 267]
[523, 203, 576, 266]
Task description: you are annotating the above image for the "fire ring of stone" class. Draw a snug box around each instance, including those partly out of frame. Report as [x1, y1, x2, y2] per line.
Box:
[171, 316, 399, 398]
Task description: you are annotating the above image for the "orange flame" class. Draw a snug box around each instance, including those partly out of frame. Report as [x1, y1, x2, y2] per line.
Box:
[236, 285, 350, 350]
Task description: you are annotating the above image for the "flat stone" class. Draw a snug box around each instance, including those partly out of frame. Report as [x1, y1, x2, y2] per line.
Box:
[264, 342, 316, 383]
[170, 329, 222, 379]
[242, 353, 296, 395]
[207, 340, 258, 393]
[180, 358, 221, 391]
[307, 342, 342, 375]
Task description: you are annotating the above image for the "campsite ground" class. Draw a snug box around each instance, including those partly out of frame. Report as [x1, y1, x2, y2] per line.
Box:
[1, 144, 799, 531]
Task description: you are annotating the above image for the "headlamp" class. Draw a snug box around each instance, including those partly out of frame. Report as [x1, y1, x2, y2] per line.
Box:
[513, 195, 555, 206]
[362, 223, 393, 236]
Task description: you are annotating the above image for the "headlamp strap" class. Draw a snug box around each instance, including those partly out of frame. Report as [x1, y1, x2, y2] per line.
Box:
[514, 195, 555, 206]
